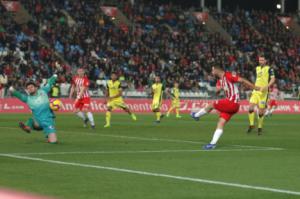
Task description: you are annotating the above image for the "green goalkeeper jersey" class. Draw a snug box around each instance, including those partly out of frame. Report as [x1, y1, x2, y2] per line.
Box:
[12, 76, 57, 123]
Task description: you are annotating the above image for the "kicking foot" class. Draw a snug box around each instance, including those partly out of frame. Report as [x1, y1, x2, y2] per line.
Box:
[203, 144, 216, 150]
[176, 115, 182, 118]
[19, 122, 31, 133]
[190, 112, 199, 121]
[91, 125, 96, 130]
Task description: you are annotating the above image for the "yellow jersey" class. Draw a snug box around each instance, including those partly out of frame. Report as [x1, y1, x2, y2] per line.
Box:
[171, 87, 180, 101]
[254, 65, 275, 92]
[107, 80, 122, 100]
[152, 83, 163, 100]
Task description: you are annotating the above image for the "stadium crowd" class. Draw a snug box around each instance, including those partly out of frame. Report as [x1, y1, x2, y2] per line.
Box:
[0, 0, 299, 98]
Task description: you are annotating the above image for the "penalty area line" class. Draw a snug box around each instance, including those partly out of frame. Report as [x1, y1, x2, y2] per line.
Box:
[0, 153, 299, 196]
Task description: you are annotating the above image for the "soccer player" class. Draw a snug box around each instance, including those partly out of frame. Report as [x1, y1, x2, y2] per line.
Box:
[9, 75, 58, 143]
[166, 81, 181, 118]
[191, 66, 261, 150]
[104, 72, 137, 128]
[247, 56, 275, 135]
[69, 68, 95, 129]
[151, 76, 164, 123]
[264, 84, 279, 117]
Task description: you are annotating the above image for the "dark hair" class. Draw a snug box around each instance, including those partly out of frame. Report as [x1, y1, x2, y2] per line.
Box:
[25, 81, 38, 88]
[212, 66, 223, 71]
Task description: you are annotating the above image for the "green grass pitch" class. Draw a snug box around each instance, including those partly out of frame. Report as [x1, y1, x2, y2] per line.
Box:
[0, 113, 300, 199]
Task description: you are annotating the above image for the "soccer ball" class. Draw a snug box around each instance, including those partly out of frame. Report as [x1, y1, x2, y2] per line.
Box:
[50, 99, 62, 111]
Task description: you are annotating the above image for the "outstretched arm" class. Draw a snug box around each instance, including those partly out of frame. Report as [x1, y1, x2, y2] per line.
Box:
[9, 87, 28, 103]
[42, 74, 58, 93]
[238, 77, 260, 91]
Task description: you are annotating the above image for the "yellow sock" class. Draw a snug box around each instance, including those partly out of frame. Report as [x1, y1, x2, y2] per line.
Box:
[249, 112, 255, 126]
[105, 111, 111, 125]
[176, 108, 179, 116]
[258, 115, 264, 128]
[156, 112, 161, 121]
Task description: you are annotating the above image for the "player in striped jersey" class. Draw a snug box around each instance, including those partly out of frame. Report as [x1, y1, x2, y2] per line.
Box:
[69, 68, 95, 129]
[191, 66, 261, 150]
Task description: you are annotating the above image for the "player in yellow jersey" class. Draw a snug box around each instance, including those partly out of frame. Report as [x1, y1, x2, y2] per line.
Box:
[166, 81, 181, 118]
[151, 76, 164, 123]
[247, 56, 275, 135]
[104, 72, 137, 128]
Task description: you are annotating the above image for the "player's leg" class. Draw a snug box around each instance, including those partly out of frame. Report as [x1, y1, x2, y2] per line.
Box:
[257, 94, 268, 135]
[203, 117, 227, 150]
[257, 108, 266, 135]
[41, 119, 58, 144]
[82, 99, 95, 129]
[269, 105, 277, 115]
[264, 105, 271, 117]
[19, 118, 33, 133]
[248, 93, 259, 132]
[122, 105, 137, 121]
[19, 118, 43, 133]
[191, 103, 213, 121]
[104, 106, 112, 128]
[247, 102, 257, 132]
[74, 100, 88, 127]
[203, 100, 239, 150]
[152, 100, 163, 123]
[267, 100, 277, 116]
[166, 103, 175, 117]
[171, 100, 181, 118]
[175, 103, 181, 118]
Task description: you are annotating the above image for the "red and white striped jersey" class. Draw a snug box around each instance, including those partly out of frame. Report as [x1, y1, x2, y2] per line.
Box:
[72, 76, 90, 99]
[216, 72, 240, 103]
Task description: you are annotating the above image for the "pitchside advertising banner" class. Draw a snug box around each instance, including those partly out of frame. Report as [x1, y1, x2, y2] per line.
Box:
[0, 98, 300, 114]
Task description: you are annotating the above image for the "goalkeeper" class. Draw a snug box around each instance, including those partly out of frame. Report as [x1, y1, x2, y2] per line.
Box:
[9, 75, 58, 144]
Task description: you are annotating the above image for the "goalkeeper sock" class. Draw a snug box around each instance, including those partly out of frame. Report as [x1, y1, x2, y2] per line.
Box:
[76, 111, 86, 121]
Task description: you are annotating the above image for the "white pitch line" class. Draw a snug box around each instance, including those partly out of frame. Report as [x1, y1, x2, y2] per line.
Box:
[6, 147, 283, 156]
[0, 126, 284, 151]
[1, 153, 299, 196]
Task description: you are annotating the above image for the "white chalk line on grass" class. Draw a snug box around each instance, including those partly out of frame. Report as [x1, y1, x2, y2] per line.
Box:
[0, 153, 299, 196]
[0, 126, 284, 151]
[5, 147, 283, 156]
